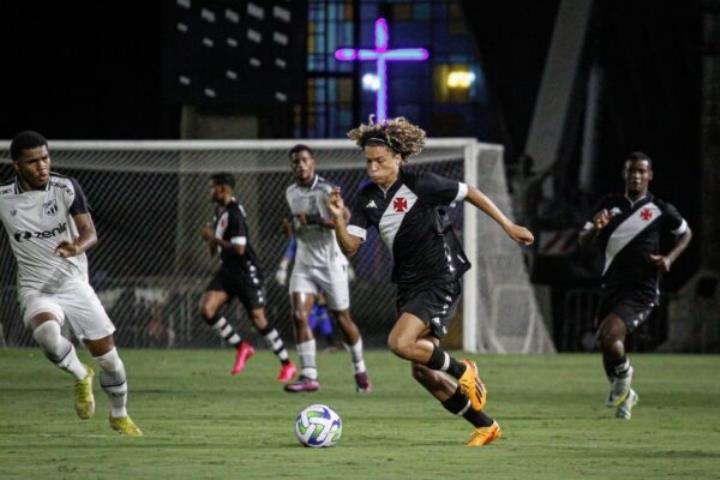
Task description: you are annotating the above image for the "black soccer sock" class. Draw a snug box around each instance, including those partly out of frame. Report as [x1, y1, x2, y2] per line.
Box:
[426, 345, 466, 379]
[209, 315, 242, 347]
[611, 356, 630, 378]
[604, 354, 630, 380]
[258, 325, 290, 363]
[441, 386, 494, 428]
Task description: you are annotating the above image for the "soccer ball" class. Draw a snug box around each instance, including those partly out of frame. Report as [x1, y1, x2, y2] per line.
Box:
[294, 404, 342, 448]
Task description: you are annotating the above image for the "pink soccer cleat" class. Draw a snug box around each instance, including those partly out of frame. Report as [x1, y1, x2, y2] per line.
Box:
[277, 361, 297, 383]
[231, 341, 256, 375]
[354, 371, 372, 393]
[283, 376, 320, 393]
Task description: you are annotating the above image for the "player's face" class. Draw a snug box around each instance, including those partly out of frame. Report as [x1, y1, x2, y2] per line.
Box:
[13, 145, 51, 190]
[290, 150, 315, 185]
[364, 145, 401, 189]
[209, 182, 227, 204]
[623, 159, 653, 196]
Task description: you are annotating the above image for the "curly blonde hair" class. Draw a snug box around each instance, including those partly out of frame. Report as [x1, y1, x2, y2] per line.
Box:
[347, 116, 426, 160]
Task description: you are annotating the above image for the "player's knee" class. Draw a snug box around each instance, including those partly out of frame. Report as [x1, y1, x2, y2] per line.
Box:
[291, 308, 309, 326]
[94, 347, 125, 374]
[199, 304, 216, 322]
[32, 320, 63, 352]
[387, 333, 411, 359]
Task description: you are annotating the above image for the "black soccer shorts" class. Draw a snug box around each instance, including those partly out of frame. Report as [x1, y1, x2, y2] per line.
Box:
[596, 287, 656, 333]
[206, 269, 266, 312]
[396, 278, 462, 339]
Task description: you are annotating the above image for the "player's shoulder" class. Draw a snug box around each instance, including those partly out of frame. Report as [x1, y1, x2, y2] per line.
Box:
[48, 172, 78, 191]
[0, 177, 16, 196]
[315, 175, 335, 192]
[286, 182, 299, 195]
[356, 179, 377, 197]
[649, 194, 680, 215]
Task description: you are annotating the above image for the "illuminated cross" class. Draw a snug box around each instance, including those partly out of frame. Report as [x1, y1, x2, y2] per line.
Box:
[334, 18, 429, 122]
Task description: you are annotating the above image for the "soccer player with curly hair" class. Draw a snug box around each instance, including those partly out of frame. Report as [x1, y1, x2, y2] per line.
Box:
[327, 117, 534, 446]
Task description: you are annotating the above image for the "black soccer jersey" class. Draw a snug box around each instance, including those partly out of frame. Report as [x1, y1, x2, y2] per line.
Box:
[348, 166, 470, 287]
[213, 199, 263, 278]
[582, 193, 688, 292]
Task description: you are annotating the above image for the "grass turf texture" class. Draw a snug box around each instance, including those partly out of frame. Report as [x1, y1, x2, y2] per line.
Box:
[1, 349, 719, 480]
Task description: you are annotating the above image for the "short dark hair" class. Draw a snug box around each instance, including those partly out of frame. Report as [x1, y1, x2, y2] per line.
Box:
[289, 144, 313, 159]
[10, 130, 48, 161]
[625, 151, 652, 168]
[210, 172, 235, 189]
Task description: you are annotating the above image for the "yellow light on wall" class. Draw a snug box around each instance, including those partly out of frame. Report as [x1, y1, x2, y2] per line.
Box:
[446, 71, 475, 89]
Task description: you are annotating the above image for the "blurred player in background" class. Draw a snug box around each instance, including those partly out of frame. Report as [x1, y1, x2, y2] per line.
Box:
[578, 152, 692, 419]
[282, 144, 371, 393]
[0, 131, 142, 436]
[275, 228, 337, 351]
[328, 117, 534, 446]
[199, 173, 296, 381]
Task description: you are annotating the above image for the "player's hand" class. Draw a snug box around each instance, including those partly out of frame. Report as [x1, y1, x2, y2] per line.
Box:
[592, 209, 614, 231]
[200, 223, 215, 243]
[505, 224, 534, 246]
[649, 254, 672, 273]
[296, 214, 308, 225]
[275, 267, 288, 286]
[327, 187, 345, 221]
[54, 241, 79, 258]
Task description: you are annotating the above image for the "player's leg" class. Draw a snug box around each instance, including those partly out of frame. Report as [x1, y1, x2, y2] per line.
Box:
[317, 263, 370, 391]
[84, 335, 141, 436]
[199, 283, 252, 375]
[285, 291, 319, 391]
[410, 341, 500, 447]
[27, 306, 93, 419]
[388, 280, 486, 410]
[247, 306, 296, 382]
[64, 285, 141, 436]
[285, 273, 320, 392]
[596, 313, 633, 408]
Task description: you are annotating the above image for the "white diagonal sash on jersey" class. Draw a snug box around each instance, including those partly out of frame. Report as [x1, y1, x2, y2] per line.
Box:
[378, 185, 417, 252]
[603, 202, 661, 274]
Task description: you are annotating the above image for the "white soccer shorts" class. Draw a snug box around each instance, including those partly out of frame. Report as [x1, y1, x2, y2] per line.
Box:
[289, 261, 350, 311]
[20, 282, 116, 341]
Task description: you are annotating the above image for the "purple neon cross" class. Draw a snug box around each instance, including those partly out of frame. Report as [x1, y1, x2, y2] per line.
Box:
[334, 18, 429, 122]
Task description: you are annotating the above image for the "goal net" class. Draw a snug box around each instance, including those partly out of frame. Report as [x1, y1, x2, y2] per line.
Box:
[0, 139, 554, 353]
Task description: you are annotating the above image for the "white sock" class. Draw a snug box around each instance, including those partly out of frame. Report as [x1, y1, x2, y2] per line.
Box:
[297, 339, 318, 380]
[94, 347, 128, 418]
[343, 338, 367, 374]
[33, 321, 87, 380]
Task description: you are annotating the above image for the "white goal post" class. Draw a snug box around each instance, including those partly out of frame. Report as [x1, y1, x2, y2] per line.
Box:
[0, 138, 554, 353]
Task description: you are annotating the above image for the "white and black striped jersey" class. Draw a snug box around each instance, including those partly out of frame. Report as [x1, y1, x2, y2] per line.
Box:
[582, 193, 688, 291]
[285, 175, 347, 267]
[0, 174, 90, 292]
[213, 198, 263, 278]
[348, 166, 470, 287]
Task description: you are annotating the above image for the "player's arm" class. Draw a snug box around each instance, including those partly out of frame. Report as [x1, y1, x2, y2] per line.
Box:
[578, 201, 614, 248]
[200, 216, 246, 256]
[55, 178, 97, 258]
[55, 213, 97, 258]
[464, 186, 534, 246]
[327, 188, 362, 257]
[650, 209, 693, 273]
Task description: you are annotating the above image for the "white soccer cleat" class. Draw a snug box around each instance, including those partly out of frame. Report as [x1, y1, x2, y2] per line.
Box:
[615, 389, 638, 420]
[605, 366, 633, 407]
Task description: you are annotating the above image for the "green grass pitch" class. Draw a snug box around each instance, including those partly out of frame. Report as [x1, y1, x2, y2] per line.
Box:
[1, 349, 719, 480]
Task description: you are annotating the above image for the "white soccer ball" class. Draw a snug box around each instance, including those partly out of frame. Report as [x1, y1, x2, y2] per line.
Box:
[294, 404, 342, 448]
